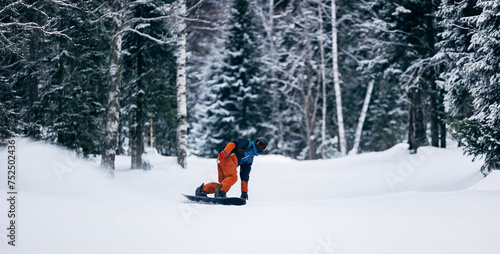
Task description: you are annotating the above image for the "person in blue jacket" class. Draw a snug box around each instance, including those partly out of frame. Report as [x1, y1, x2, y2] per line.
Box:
[195, 137, 268, 199]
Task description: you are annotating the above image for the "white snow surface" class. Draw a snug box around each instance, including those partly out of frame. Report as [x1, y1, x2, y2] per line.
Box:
[1, 139, 499, 254]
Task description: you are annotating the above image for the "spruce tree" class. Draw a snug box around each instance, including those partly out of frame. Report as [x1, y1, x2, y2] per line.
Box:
[187, 0, 231, 157]
[437, 0, 478, 120]
[121, 0, 178, 162]
[209, 0, 263, 151]
[439, 0, 500, 174]
[189, 39, 226, 156]
[38, 1, 108, 155]
[361, 0, 447, 153]
[0, 0, 108, 154]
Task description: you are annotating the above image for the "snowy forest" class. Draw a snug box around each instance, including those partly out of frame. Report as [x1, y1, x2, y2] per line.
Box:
[1, 0, 499, 174]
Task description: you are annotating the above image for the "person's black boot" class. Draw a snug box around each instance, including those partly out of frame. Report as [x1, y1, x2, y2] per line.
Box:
[195, 183, 208, 197]
[214, 184, 227, 198]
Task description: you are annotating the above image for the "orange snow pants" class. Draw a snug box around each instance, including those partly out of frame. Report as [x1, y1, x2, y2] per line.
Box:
[203, 153, 238, 194]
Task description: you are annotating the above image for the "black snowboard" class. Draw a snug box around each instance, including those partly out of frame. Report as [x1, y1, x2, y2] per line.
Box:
[182, 194, 246, 206]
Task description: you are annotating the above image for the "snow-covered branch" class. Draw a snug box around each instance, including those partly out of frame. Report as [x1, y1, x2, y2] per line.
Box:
[123, 16, 172, 26]
[122, 28, 172, 45]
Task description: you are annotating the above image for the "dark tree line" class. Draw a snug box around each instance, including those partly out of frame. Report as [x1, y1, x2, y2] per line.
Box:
[1, 0, 178, 170]
[1, 0, 499, 173]
[189, 0, 500, 173]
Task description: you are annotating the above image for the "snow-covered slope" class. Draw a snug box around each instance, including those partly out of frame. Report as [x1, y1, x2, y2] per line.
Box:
[0, 139, 499, 254]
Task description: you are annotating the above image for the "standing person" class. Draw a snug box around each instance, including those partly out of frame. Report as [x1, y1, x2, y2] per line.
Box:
[195, 137, 268, 199]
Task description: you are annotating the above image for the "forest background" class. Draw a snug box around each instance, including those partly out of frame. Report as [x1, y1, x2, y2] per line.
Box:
[1, 0, 498, 174]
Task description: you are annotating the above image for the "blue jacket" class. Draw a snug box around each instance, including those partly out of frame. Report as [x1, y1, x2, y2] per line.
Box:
[228, 137, 261, 185]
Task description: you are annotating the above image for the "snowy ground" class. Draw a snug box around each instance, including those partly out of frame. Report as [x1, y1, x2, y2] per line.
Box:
[1, 139, 499, 254]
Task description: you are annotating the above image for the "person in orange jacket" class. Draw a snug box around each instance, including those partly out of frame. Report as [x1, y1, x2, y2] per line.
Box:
[195, 137, 268, 199]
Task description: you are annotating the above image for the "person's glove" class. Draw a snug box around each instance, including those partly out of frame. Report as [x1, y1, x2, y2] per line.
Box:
[219, 151, 227, 159]
[241, 192, 248, 200]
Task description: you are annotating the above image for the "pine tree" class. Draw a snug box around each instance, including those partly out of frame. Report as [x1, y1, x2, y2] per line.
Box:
[0, 0, 53, 138]
[0, 0, 108, 154]
[121, 0, 178, 165]
[440, 0, 500, 174]
[360, 0, 447, 153]
[208, 0, 264, 151]
[189, 38, 226, 156]
[186, 0, 231, 157]
[122, 2, 150, 169]
[436, 0, 478, 120]
[39, 1, 108, 155]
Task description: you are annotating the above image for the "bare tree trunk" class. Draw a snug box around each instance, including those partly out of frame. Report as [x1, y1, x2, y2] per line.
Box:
[430, 82, 439, 147]
[130, 109, 138, 166]
[101, 0, 124, 172]
[427, 0, 441, 149]
[176, 0, 188, 169]
[27, 32, 39, 127]
[439, 89, 446, 148]
[408, 89, 417, 153]
[349, 80, 374, 155]
[317, 0, 327, 158]
[331, 0, 347, 156]
[301, 66, 313, 159]
[131, 47, 144, 169]
[268, 0, 285, 155]
[439, 119, 446, 148]
[408, 88, 427, 154]
[299, 60, 320, 160]
[428, 19, 439, 147]
[415, 89, 427, 148]
[308, 68, 321, 160]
